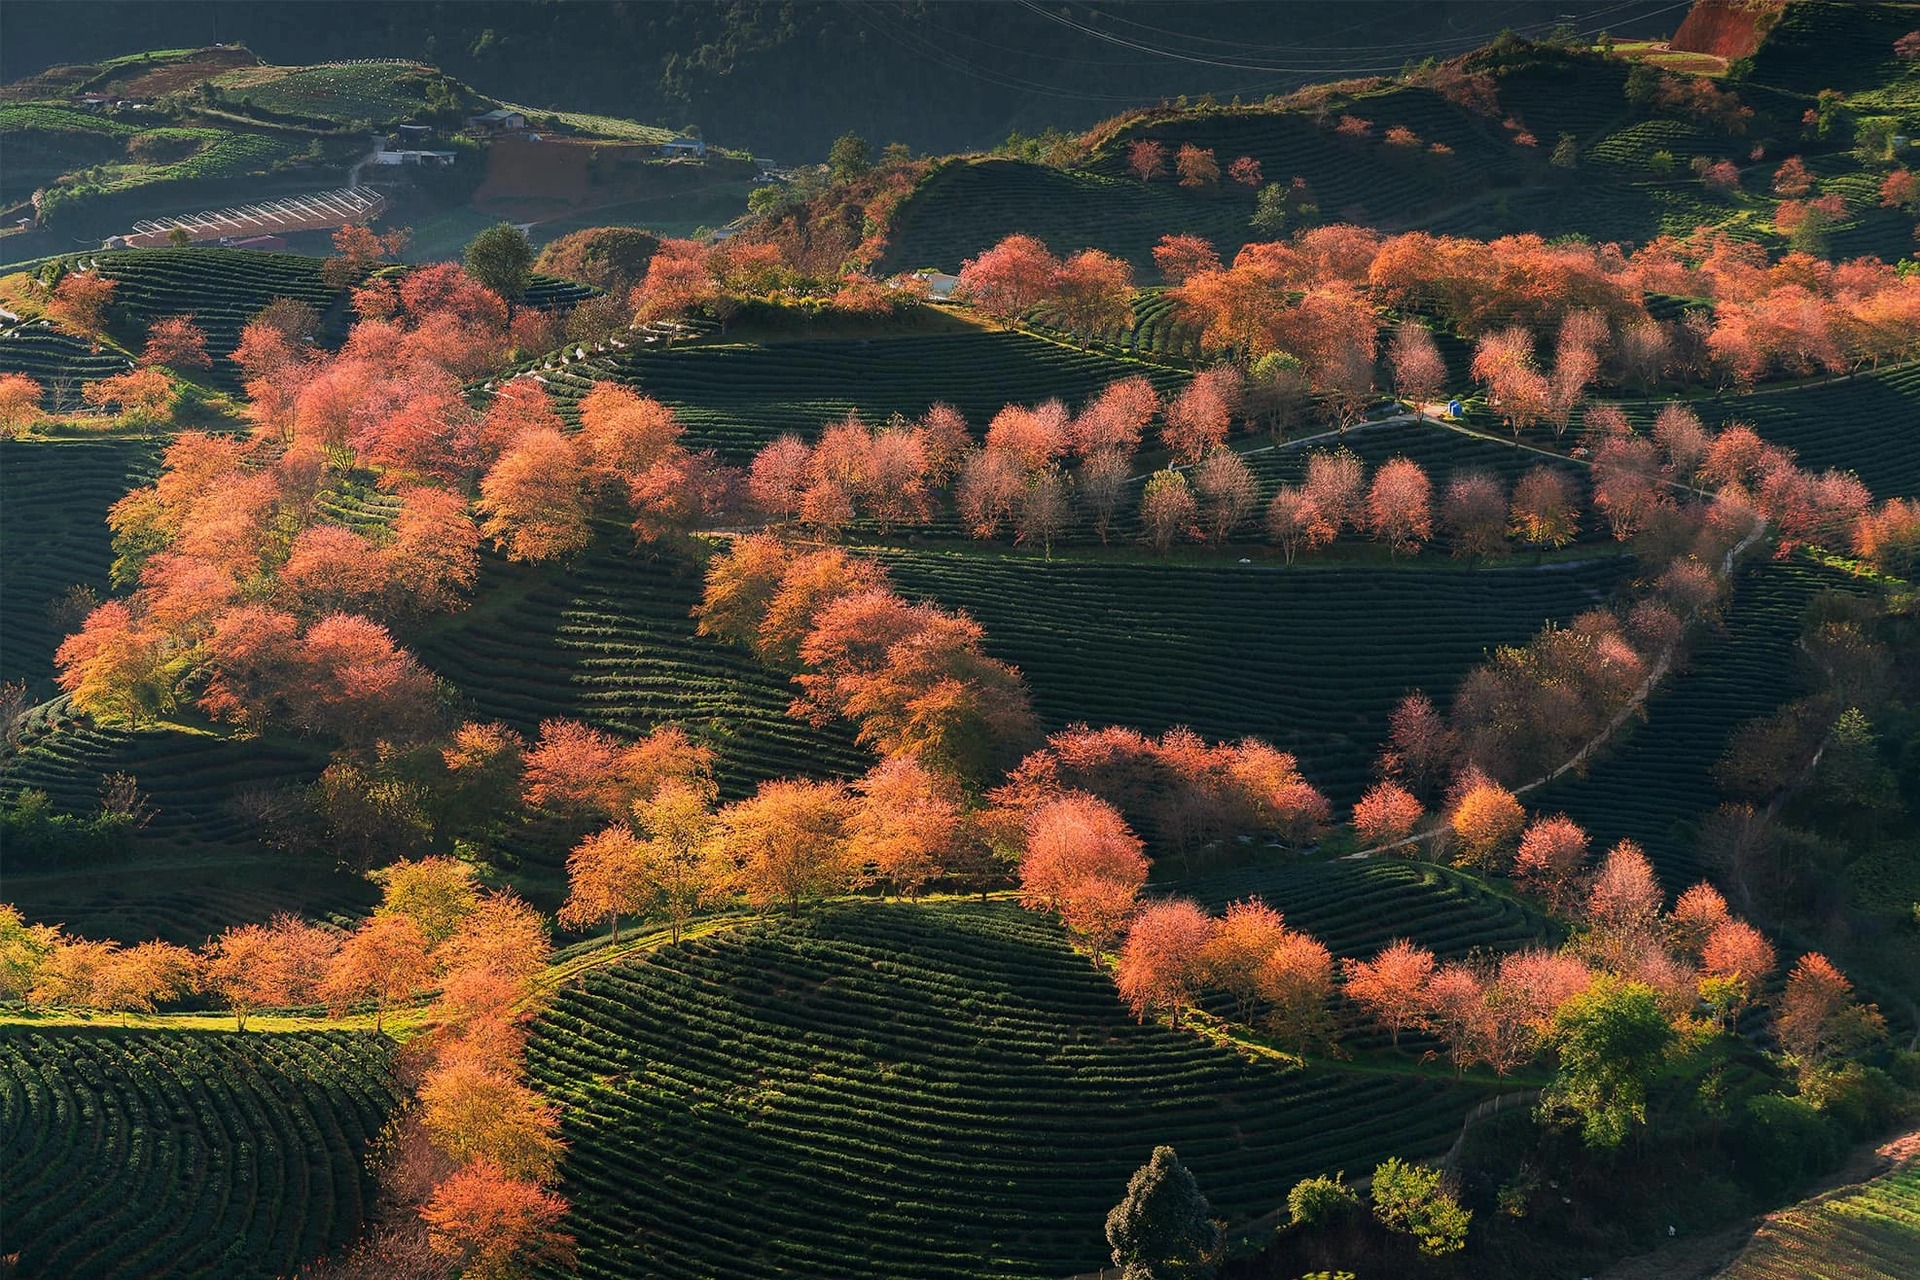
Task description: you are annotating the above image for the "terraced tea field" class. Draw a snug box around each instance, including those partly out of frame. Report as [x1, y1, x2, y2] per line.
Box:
[1619, 363, 1920, 501]
[95, 248, 347, 383]
[0, 324, 136, 404]
[0, 437, 161, 688]
[1170, 856, 1555, 962]
[1718, 1157, 1920, 1280]
[528, 901, 1491, 1280]
[1535, 556, 1866, 888]
[413, 540, 869, 795]
[0, 1027, 401, 1280]
[879, 49, 1756, 277]
[881, 159, 1255, 277]
[876, 549, 1633, 804]
[0, 709, 366, 943]
[211, 61, 445, 125]
[545, 327, 1184, 459]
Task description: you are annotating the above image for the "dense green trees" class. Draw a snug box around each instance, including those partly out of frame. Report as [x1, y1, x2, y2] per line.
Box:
[464, 224, 534, 306]
[1106, 1146, 1223, 1279]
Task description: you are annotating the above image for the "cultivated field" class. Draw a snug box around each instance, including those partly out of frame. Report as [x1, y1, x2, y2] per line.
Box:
[1536, 556, 1866, 888]
[413, 541, 871, 798]
[0, 1027, 401, 1280]
[0, 438, 160, 688]
[528, 900, 1491, 1280]
[877, 548, 1632, 804]
[544, 326, 1186, 460]
[1718, 1152, 1920, 1280]
[1620, 363, 1920, 502]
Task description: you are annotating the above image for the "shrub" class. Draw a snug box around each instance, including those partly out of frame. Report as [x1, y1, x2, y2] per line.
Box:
[1288, 1172, 1358, 1228]
[1732, 1094, 1842, 1198]
[1370, 1158, 1470, 1257]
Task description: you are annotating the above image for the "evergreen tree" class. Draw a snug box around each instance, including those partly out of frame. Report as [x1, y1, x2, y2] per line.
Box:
[1105, 1146, 1223, 1279]
[465, 223, 534, 306]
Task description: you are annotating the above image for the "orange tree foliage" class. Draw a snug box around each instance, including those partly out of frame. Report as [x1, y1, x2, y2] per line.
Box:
[1352, 781, 1423, 844]
[716, 778, 853, 909]
[374, 856, 480, 946]
[202, 916, 339, 1029]
[476, 428, 590, 563]
[1017, 792, 1148, 952]
[1366, 457, 1433, 557]
[1114, 897, 1215, 1027]
[1127, 139, 1167, 182]
[999, 724, 1329, 857]
[420, 1160, 576, 1280]
[0, 372, 43, 433]
[1512, 814, 1590, 911]
[1343, 938, 1435, 1046]
[1052, 249, 1135, 341]
[419, 1056, 565, 1182]
[1152, 234, 1220, 285]
[139, 315, 212, 370]
[521, 718, 715, 822]
[629, 781, 726, 942]
[557, 826, 649, 942]
[1161, 366, 1240, 465]
[47, 271, 116, 337]
[1583, 840, 1665, 966]
[847, 755, 963, 900]
[1776, 952, 1886, 1066]
[1699, 919, 1774, 1021]
[1175, 143, 1219, 188]
[1449, 775, 1526, 870]
[794, 588, 1037, 782]
[1141, 469, 1197, 553]
[322, 913, 434, 1029]
[957, 234, 1059, 320]
[82, 367, 176, 422]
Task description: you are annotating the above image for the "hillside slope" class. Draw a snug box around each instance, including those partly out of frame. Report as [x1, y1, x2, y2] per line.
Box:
[529, 900, 1492, 1280]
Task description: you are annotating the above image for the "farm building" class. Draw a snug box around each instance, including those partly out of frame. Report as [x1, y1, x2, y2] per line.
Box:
[367, 149, 457, 167]
[914, 270, 961, 299]
[660, 136, 708, 159]
[467, 108, 527, 133]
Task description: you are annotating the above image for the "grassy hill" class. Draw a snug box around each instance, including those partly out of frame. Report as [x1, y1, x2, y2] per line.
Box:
[540, 322, 1187, 461]
[0, 1026, 401, 1280]
[0, 438, 160, 689]
[877, 42, 1778, 275]
[0, 706, 371, 944]
[0, 45, 753, 261]
[1534, 555, 1868, 889]
[1618, 363, 1920, 502]
[412, 539, 870, 798]
[1170, 855, 1557, 962]
[528, 900, 1493, 1280]
[878, 548, 1633, 805]
[92, 247, 351, 385]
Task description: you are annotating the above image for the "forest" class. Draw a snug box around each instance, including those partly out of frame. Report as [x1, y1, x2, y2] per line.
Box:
[2, 4, 1920, 1280]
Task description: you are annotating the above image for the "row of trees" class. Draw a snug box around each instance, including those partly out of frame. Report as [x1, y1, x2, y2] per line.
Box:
[1106, 220, 1920, 394]
[1125, 139, 1263, 189]
[627, 235, 929, 330]
[737, 372, 1588, 561]
[1069, 799, 1884, 1154]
